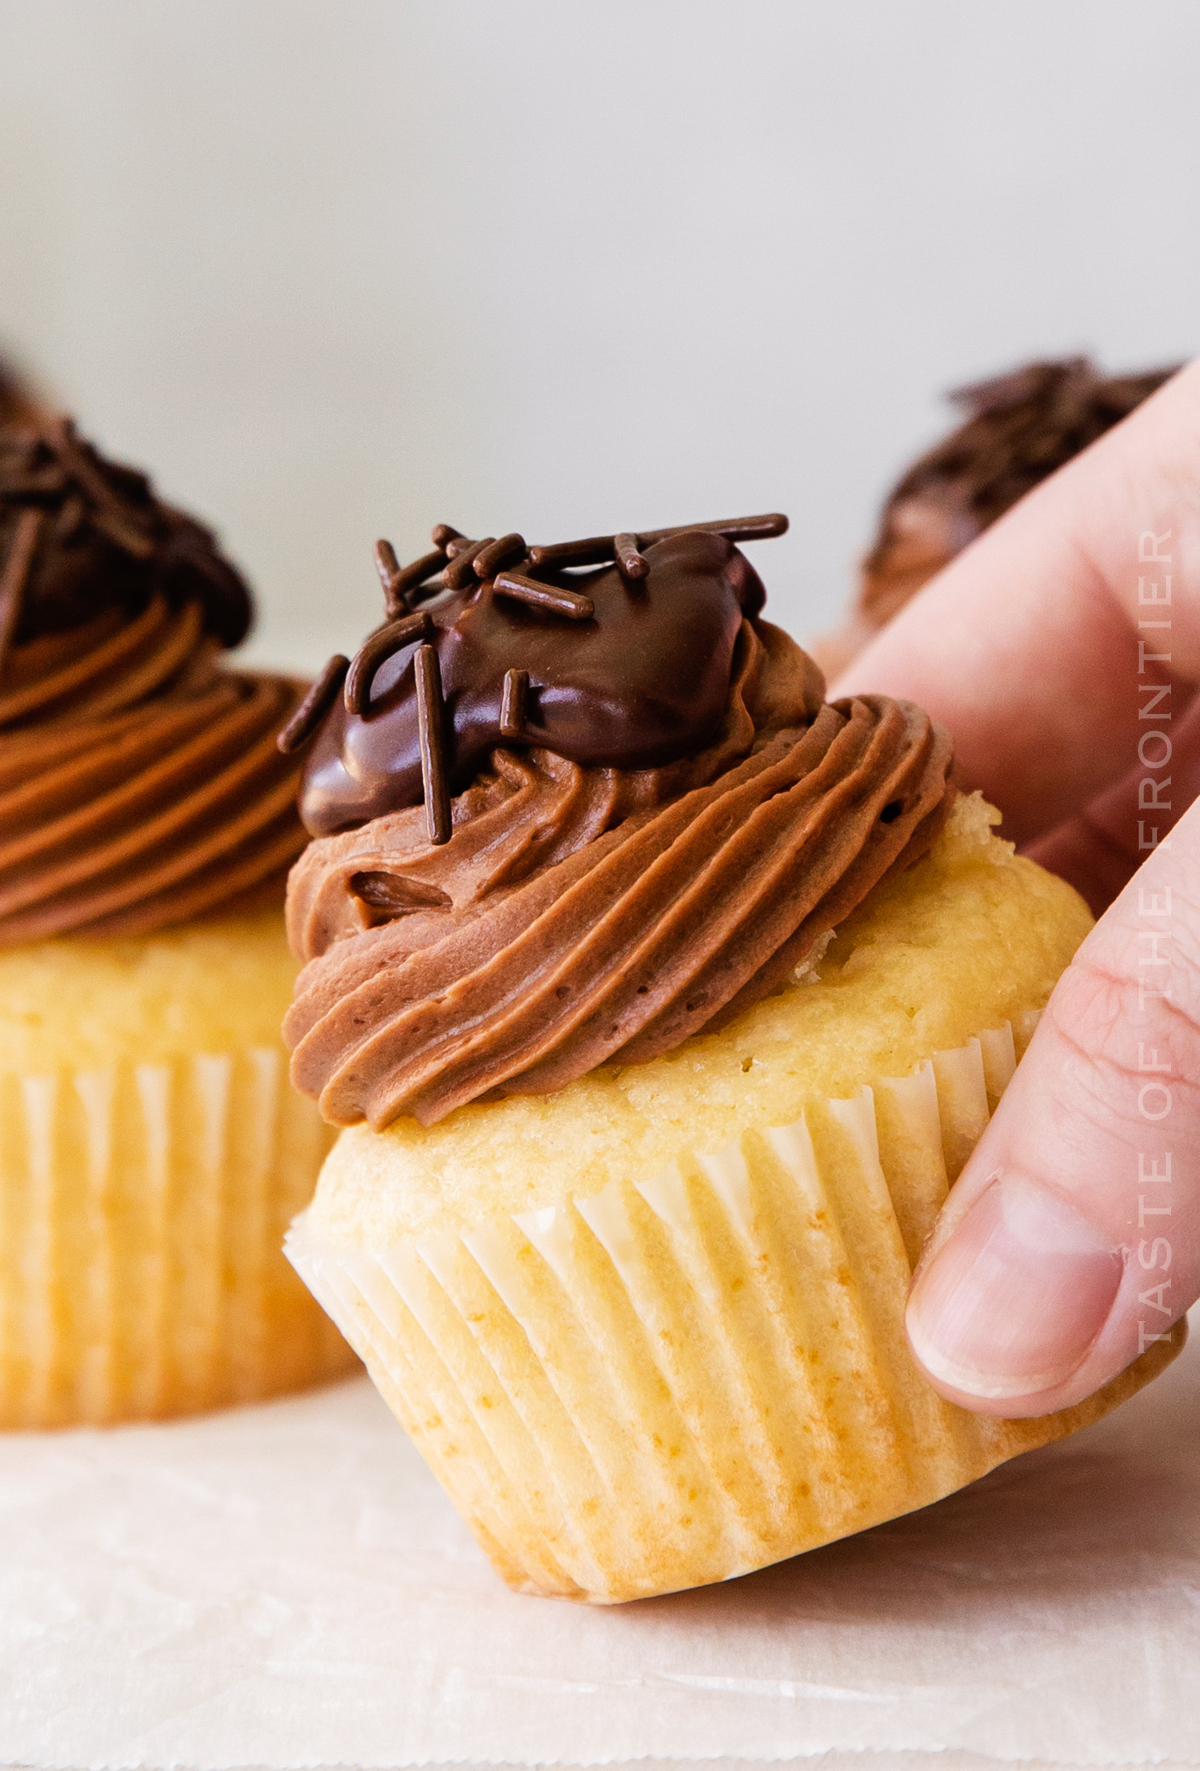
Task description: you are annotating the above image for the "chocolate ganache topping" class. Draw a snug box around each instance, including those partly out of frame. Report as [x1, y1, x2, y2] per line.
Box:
[284, 515, 955, 1128]
[0, 417, 310, 941]
[860, 356, 1177, 627]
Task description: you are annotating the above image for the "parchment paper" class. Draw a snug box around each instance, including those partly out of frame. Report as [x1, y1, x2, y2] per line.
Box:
[1, 1312, 1197, 1770]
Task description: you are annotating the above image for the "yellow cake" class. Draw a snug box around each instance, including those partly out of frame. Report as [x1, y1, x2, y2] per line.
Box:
[0, 912, 349, 1426]
[278, 514, 1183, 1601]
[0, 417, 356, 1426]
[288, 795, 1181, 1600]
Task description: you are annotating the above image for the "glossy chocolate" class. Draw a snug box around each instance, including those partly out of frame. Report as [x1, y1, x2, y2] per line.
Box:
[0, 417, 252, 652]
[300, 527, 771, 837]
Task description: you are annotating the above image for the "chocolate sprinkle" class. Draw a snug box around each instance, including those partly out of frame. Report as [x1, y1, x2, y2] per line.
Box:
[636, 512, 788, 547]
[414, 641, 451, 844]
[474, 533, 527, 580]
[613, 532, 648, 579]
[277, 653, 350, 755]
[47, 417, 156, 560]
[499, 666, 529, 739]
[444, 538, 492, 590]
[344, 611, 432, 715]
[528, 512, 787, 570]
[373, 539, 407, 617]
[0, 506, 44, 674]
[393, 546, 449, 600]
[492, 571, 595, 620]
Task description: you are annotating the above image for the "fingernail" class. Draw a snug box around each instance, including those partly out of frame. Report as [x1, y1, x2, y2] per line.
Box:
[906, 1174, 1123, 1400]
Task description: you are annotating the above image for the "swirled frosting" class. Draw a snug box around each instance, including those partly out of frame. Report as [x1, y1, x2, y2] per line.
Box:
[286, 526, 954, 1129]
[0, 419, 308, 942]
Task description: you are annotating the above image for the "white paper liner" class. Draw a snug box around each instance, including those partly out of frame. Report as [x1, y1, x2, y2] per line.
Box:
[286, 1017, 1183, 1603]
[0, 1046, 356, 1428]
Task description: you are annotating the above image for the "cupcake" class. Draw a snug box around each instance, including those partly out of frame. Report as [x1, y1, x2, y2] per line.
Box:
[813, 356, 1178, 675]
[282, 516, 1184, 1602]
[0, 415, 355, 1427]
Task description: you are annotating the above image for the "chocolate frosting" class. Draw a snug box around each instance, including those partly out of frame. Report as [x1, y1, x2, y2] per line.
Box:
[0, 418, 309, 942]
[0, 418, 252, 648]
[301, 529, 769, 836]
[285, 522, 954, 1128]
[859, 356, 1177, 626]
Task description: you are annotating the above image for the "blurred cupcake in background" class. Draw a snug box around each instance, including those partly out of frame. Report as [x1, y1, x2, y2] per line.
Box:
[812, 356, 1178, 676]
[0, 413, 355, 1428]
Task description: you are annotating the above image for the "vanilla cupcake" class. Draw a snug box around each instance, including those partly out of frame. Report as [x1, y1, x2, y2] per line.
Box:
[0, 416, 355, 1426]
[281, 515, 1183, 1602]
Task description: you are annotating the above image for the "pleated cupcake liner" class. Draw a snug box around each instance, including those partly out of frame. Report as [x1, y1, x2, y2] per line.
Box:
[286, 1015, 1185, 1603]
[0, 1045, 355, 1428]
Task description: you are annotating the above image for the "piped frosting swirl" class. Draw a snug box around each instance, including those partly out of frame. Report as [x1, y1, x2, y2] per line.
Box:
[285, 522, 954, 1128]
[0, 419, 309, 942]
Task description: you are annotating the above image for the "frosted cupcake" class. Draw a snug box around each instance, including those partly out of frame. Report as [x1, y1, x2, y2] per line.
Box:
[0, 416, 355, 1426]
[282, 515, 1183, 1602]
[813, 356, 1177, 675]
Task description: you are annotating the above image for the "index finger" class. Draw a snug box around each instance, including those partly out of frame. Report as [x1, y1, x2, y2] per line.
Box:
[834, 358, 1200, 845]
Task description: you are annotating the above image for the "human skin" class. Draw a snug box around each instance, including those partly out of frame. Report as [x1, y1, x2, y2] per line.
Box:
[834, 357, 1200, 1418]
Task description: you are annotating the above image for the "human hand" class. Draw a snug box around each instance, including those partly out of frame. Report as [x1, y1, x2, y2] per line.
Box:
[834, 359, 1200, 1417]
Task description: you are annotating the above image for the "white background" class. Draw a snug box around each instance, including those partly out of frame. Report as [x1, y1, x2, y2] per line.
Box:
[3, 1331, 1199, 1769]
[1, 0, 1198, 671]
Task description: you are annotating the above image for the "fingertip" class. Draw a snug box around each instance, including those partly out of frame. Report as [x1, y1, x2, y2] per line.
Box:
[905, 1172, 1123, 1415]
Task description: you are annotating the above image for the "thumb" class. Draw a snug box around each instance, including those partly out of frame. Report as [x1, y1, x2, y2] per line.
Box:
[905, 803, 1200, 1417]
